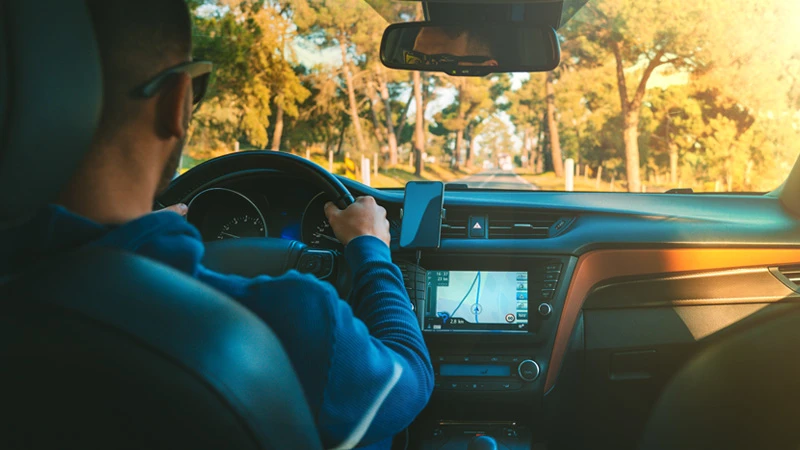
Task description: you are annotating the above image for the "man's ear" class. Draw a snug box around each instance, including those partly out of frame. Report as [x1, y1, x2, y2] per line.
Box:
[155, 73, 192, 140]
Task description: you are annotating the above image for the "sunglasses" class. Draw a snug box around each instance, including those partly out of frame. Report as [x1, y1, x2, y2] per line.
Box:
[403, 50, 493, 66]
[130, 60, 213, 112]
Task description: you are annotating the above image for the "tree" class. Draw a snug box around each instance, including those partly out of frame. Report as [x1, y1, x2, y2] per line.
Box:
[412, 71, 425, 175]
[545, 72, 565, 176]
[476, 115, 518, 168]
[577, 0, 718, 191]
[298, 0, 384, 157]
[436, 76, 507, 169]
[506, 75, 546, 171]
[189, 1, 309, 154]
[645, 86, 704, 185]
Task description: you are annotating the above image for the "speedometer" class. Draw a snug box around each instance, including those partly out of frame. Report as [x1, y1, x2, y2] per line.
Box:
[301, 193, 343, 250]
[216, 215, 265, 240]
[186, 188, 268, 242]
[308, 219, 342, 249]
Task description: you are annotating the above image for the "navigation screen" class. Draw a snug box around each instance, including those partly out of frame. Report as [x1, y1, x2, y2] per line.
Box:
[424, 271, 528, 333]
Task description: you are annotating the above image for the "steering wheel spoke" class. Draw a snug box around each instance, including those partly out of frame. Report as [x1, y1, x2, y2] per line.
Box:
[296, 249, 337, 279]
[158, 151, 355, 297]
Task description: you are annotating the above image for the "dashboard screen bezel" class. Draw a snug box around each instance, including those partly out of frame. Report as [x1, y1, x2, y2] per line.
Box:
[424, 269, 530, 334]
[418, 254, 567, 338]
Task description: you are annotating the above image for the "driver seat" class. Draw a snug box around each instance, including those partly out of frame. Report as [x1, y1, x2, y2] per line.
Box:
[0, 2, 323, 449]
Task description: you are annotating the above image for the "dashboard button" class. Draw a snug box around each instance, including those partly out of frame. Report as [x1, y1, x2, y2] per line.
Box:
[538, 303, 553, 317]
[469, 216, 486, 238]
[543, 281, 556, 289]
[500, 382, 522, 390]
[543, 272, 559, 281]
[546, 263, 562, 272]
[541, 289, 554, 299]
[518, 360, 541, 382]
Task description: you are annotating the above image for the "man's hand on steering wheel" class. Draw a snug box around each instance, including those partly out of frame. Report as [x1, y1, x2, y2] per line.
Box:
[157, 203, 188, 216]
[324, 196, 390, 248]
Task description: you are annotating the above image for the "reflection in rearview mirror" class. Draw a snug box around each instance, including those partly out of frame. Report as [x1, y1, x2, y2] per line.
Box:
[380, 22, 561, 76]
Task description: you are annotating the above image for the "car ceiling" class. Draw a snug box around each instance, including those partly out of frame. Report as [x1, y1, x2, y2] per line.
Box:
[365, 0, 589, 29]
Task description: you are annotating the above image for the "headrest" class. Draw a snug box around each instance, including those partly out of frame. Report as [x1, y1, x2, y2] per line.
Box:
[0, 0, 102, 229]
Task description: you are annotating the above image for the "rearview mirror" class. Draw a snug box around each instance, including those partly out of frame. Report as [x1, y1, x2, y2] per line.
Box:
[380, 22, 561, 76]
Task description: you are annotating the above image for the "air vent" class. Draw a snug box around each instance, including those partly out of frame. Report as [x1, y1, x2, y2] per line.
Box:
[488, 211, 564, 239]
[440, 210, 469, 239]
[778, 266, 800, 287]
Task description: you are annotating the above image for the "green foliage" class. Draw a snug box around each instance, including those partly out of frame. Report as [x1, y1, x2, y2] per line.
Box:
[186, 0, 800, 191]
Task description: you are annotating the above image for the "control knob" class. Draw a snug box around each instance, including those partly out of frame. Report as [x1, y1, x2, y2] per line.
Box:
[537, 302, 553, 317]
[518, 360, 540, 382]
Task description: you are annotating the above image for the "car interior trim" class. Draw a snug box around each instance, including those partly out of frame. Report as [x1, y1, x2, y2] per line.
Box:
[545, 247, 800, 392]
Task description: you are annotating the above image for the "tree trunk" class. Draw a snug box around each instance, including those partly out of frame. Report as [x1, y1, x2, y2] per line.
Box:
[595, 165, 603, 190]
[523, 127, 532, 169]
[412, 70, 425, 176]
[336, 115, 349, 156]
[545, 73, 563, 177]
[270, 105, 284, 151]
[453, 81, 466, 169]
[454, 128, 464, 169]
[622, 111, 642, 192]
[395, 93, 413, 140]
[377, 67, 398, 166]
[340, 38, 366, 154]
[467, 127, 477, 169]
[669, 145, 679, 186]
[610, 40, 665, 193]
[366, 78, 384, 145]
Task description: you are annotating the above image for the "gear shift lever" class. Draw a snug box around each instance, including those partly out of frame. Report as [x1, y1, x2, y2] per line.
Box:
[467, 435, 498, 450]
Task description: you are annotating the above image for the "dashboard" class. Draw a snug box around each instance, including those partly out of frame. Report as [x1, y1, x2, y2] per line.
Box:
[183, 174, 401, 249]
[167, 165, 800, 450]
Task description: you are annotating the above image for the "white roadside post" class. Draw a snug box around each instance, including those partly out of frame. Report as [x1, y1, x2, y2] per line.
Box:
[305, 149, 310, 160]
[362, 156, 371, 186]
[374, 153, 378, 177]
[565, 158, 575, 192]
[328, 151, 334, 172]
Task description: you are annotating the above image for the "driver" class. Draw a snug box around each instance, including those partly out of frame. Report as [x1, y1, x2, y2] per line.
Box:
[3, 1, 433, 448]
[406, 25, 500, 67]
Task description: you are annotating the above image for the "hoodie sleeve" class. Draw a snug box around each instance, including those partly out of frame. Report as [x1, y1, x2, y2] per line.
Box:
[199, 236, 433, 449]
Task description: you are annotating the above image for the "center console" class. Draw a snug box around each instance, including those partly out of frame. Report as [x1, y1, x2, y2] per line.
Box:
[398, 254, 575, 449]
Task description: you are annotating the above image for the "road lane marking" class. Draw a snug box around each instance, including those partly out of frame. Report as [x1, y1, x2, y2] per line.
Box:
[478, 174, 497, 187]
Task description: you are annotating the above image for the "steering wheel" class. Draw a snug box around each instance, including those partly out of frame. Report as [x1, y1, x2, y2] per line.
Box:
[156, 151, 355, 296]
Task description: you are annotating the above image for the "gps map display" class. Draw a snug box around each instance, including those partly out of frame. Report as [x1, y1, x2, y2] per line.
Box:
[424, 271, 528, 332]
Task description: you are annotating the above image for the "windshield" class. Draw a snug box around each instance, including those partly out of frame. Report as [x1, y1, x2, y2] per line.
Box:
[187, 0, 800, 193]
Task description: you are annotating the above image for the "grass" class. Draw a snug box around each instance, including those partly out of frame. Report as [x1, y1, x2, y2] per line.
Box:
[180, 148, 472, 188]
[516, 168, 674, 193]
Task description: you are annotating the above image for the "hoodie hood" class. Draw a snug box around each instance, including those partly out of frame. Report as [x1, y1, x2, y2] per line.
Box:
[1, 205, 205, 276]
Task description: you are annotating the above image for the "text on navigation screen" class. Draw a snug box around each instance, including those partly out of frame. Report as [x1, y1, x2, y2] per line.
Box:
[424, 271, 528, 333]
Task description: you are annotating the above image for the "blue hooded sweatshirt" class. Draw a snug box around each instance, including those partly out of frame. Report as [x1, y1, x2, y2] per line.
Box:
[2, 205, 434, 449]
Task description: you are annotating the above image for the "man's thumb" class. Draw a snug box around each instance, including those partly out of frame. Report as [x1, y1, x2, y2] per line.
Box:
[324, 201, 340, 220]
[160, 203, 188, 216]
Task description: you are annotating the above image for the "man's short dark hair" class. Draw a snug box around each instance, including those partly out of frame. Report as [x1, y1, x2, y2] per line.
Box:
[86, 0, 193, 139]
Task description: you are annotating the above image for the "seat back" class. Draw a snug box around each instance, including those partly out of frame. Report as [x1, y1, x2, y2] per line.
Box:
[0, 2, 322, 448]
[639, 303, 800, 450]
[0, 249, 323, 449]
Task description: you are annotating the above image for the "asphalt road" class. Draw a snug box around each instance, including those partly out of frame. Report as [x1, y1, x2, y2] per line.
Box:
[455, 169, 539, 190]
